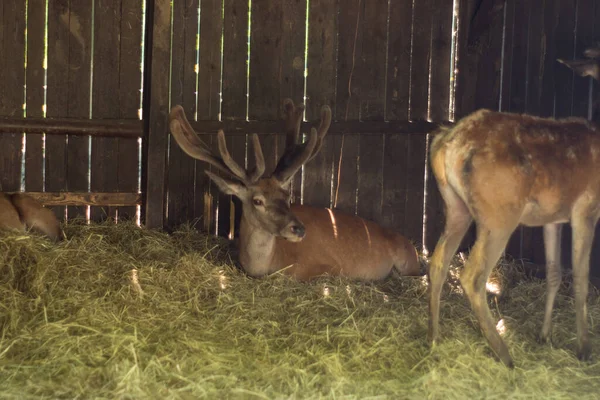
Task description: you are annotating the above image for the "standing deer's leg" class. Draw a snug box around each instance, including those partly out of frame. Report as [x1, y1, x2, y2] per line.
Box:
[570, 209, 597, 361]
[539, 223, 563, 344]
[428, 187, 472, 346]
[460, 225, 515, 367]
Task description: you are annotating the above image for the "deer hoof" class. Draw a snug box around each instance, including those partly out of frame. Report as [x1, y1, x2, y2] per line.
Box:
[536, 332, 552, 345]
[577, 344, 593, 362]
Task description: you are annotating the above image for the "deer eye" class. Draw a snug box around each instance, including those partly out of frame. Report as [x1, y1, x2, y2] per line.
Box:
[252, 198, 264, 207]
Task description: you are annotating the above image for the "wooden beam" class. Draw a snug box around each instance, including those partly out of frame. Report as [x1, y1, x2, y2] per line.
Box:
[0, 117, 142, 138]
[0, 117, 440, 138]
[189, 120, 441, 135]
[7, 192, 141, 206]
[143, 0, 172, 229]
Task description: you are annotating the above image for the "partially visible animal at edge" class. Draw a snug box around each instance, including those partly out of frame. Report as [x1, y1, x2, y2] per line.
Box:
[169, 99, 422, 281]
[427, 46, 600, 367]
[0, 193, 62, 242]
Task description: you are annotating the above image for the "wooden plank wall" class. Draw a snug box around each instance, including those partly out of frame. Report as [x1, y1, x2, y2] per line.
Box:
[0, 0, 144, 223]
[456, 0, 600, 274]
[153, 0, 455, 255]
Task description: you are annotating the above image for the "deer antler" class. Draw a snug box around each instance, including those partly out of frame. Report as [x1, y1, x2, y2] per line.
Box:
[169, 105, 265, 185]
[273, 99, 332, 184]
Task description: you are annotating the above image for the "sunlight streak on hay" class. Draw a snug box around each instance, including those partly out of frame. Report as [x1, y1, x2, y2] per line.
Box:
[486, 279, 502, 295]
[129, 268, 143, 297]
[218, 269, 228, 290]
[496, 318, 507, 336]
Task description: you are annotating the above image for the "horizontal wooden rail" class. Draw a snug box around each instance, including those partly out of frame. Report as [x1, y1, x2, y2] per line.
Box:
[0, 117, 444, 138]
[190, 119, 444, 135]
[0, 117, 143, 138]
[7, 192, 141, 206]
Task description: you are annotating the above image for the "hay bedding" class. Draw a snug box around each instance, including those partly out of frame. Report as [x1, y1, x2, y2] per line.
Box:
[0, 221, 599, 400]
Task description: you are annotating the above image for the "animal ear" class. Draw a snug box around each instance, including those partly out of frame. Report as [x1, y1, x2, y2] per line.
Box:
[557, 58, 600, 81]
[205, 171, 247, 198]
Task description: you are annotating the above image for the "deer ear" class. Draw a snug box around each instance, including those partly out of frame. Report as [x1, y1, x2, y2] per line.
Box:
[558, 58, 600, 81]
[206, 171, 247, 198]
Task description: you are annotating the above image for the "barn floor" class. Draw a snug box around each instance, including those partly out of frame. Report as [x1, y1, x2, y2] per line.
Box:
[1, 221, 599, 399]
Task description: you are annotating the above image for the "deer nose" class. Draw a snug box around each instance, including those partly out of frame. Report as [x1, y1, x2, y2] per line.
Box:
[290, 224, 305, 238]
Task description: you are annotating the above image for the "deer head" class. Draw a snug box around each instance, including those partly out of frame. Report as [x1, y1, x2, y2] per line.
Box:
[169, 99, 332, 243]
[557, 46, 600, 81]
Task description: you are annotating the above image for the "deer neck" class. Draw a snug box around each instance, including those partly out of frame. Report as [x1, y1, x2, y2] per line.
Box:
[237, 212, 279, 276]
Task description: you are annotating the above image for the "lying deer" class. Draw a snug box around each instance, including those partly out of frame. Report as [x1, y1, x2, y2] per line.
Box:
[0, 193, 62, 242]
[169, 99, 421, 281]
[427, 47, 600, 367]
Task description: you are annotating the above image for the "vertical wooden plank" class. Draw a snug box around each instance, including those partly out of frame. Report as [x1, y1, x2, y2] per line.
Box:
[279, 0, 307, 206]
[572, 0, 594, 118]
[404, 133, 427, 250]
[280, 0, 307, 102]
[0, 1, 26, 192]
[46, 0, 69, 220]
[553, 0, 576, 118]
[25, 0, 46, 193]
[409, 0, 433, 121]
[425, 0, 454, 250]
[554, 0, 577, 268]
[335, 0, 361, 121]
[197, 0, 223, 121]
[117, 0, 144, 221]
[144, 0, 172, 229]
[425, 133, 446, 255]
[221, 0, 248, 120]
[357, 134, 383, 223]
[333, 134, 359, 215]
[91, 0, 121, 222]
[306, 0, 337, 116]
[539, 0, 559, 118]
[302, 134, 335, 208]
[429, 0, 453, 122]
[336, 0, 387, 121]
[522, 0, 546, 265]
[525, 0, 544, 116]
[248, 2, 282, 120]
[196, 0, 224, 233]
[333, 1, 362, 214]
[167, 0, 199, 228]
[472, 1, 505, 112]
[499, 0, 515, 113]
[382, 134, 409, 233]
[303, 0, 337, 206]
[219, 0, 249, 236]
[505, 0, 530, 259]
[65, 0, 93, 220]
[386, 0, 412, 121]
[358, 0, 387, 121]
[454, 0, 476, 118]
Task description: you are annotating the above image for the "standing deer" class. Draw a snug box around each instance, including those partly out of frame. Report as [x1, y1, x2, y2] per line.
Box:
[0, 193, 62, 242]
[169, 99, 421, 281]
[427, 47, 600, 367]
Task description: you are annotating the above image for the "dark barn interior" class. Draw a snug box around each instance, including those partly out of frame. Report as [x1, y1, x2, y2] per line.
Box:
[2, 0, 600, 397]
[2, 0, 599, 277]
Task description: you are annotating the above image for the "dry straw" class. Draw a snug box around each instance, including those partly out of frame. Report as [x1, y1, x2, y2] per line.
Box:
[0, 220, 599, 399]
